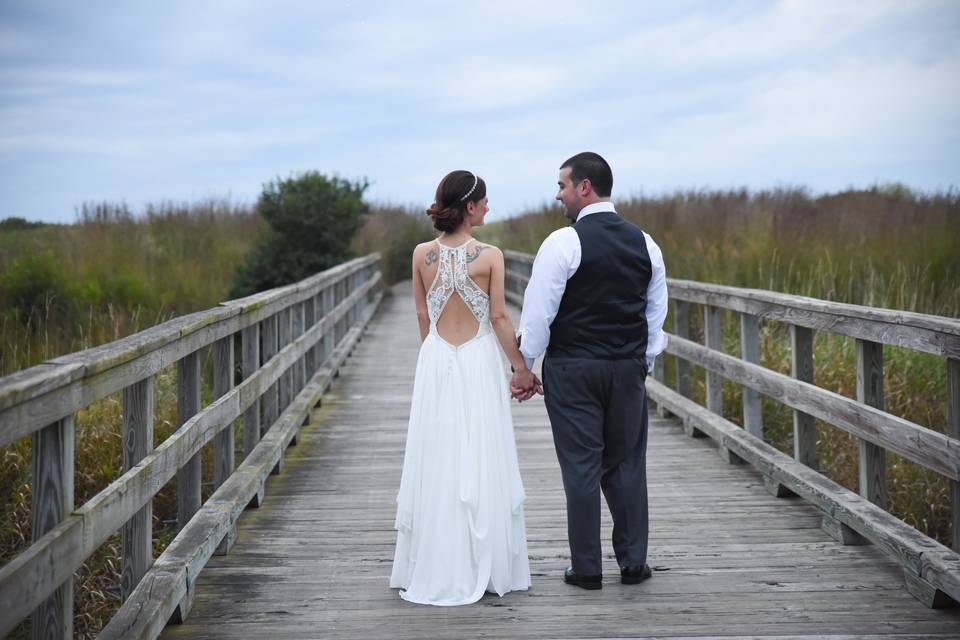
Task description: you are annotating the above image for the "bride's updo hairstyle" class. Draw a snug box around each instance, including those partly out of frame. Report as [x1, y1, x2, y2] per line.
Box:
[426, 170, 487, 233]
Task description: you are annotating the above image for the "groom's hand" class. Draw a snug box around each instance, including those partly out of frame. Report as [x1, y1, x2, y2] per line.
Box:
[510, 368, 543, 402]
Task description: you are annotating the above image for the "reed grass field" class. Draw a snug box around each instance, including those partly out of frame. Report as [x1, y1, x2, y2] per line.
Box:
[0, 186, 957, 638]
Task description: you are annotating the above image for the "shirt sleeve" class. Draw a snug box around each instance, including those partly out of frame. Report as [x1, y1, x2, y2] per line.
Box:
[643, 232, 669, 371]
[517, 227, 580, 369]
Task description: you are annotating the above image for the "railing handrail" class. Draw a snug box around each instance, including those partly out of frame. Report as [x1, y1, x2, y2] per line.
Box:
[503, 250, 960, 357]
[0, 255, 379, 448]
[0, 254, 384, 639]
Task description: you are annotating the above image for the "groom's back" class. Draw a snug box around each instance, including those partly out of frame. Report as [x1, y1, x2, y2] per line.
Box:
[547, 212, 653, 361]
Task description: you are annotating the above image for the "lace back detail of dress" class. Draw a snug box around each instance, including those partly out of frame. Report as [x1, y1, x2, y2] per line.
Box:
[425, 241, 490, 328]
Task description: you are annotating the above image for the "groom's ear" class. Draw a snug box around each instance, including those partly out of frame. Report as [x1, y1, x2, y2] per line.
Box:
[578, 178, 593, 197]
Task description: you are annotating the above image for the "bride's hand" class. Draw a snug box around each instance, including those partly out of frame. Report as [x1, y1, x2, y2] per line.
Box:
[510, 369, 543, 402]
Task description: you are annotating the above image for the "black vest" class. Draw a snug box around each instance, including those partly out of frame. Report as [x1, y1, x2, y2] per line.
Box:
[547, 211, 652, 360]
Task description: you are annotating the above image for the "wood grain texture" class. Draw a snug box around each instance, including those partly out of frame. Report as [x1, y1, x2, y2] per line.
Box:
[153, 283, 960, 640]
[668, 278, 960, 357]
[30, 416, 74, 640]
[949, 357, 959, 551]
[0, 255, 380, 448]
[122, 377, 154, 602]
[740, 313, 763, 438]
[177, 351, 202, 532]
[663, 335, 960, 481]
[646, 378, 960, 605]
[102, 293, 383, 640]
[857, 339, 886, 509]
[704, 304, 723, 415]
[213, 335, 235, 492]
[242, 324, 260, 458]
[791, 325, 818, 470]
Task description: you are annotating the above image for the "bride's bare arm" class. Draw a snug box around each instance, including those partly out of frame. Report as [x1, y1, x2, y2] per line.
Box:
[488, 249, 530, 373]
[412, 246, 430, 342]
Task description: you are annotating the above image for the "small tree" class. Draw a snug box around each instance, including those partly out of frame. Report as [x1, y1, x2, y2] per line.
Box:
[231, 172, 368, 297]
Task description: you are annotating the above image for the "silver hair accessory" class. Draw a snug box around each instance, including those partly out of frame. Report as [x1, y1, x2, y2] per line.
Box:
[459, 173, 479, 202]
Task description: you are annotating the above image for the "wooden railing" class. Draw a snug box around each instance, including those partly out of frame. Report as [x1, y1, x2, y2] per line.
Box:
[504, 250, 960, 609]
[0, 255, 383, 639]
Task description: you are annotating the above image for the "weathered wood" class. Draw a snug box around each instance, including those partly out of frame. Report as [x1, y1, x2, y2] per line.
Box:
[667, 278, 960, 358]
[663, 334, 960, 481]
[153, 286, 960, 639]
[822, 514, 870, 545]
[949, 357, 960, 552]
[261, 314, 278, 435]
[857, 339, 886, 509]
[764, 475, 796, 498]
[903, 570, 958, 609]
[791, 325, 818, 470]
[241, 324, 260, 458]
[674, 300, 692, 399]
[101, 294, 382, 640]
[30, 416, 74, 640]
[0, 260, 382, 636]
[213, 335, 235, 489]
[646, 378, 960, 604]
[122, 377, 154, 602]
[279, 307, 292, 414]
[740, 313, 763, 438]
[0, 255, 380, 449]
[177, 351, 202, 532]
[213, 336, 236, 556]
[704, 305, 723, 416]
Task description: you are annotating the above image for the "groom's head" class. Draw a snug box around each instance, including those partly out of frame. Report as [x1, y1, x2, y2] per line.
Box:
[556, 152, 612, 222]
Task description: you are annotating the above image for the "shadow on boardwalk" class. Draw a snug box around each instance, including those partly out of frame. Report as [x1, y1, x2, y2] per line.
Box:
[161, 283, 960, 639]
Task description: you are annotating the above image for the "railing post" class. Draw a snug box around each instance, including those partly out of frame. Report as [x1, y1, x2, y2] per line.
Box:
[261, 314, 278, 434]
[121, 377, 153, 602]
[279, 307, 292, 413]
[242, 323, 260, 457]
[294, 301, 305, 393]
[31, 416, 74, 640]
[213, 335, 235, 489]
[322, 285, 334, 364]
[947, 357, 959, 551]
[856, 339, 886, 508]
[740, 313, 763, 439]
[704, 305, 723, 415]
[791, 325, 818, 470]
[177, 351, 201, 531]
[674, 300, 691, 399]
[305, 295, 317, 378]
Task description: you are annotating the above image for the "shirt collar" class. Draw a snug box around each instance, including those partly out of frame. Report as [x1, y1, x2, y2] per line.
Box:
[576, 201, 617, 221]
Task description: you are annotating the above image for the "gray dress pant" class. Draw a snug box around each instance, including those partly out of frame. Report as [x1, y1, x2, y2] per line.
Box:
[542, 356, 649, 577]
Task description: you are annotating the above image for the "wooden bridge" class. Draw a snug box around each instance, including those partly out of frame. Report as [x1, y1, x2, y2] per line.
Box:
[1, 252, 959, 639]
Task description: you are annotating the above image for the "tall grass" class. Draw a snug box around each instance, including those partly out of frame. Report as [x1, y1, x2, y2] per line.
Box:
[478, 185, 960, 545]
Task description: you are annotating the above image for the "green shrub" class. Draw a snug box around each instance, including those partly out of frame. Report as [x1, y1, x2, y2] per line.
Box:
[231, 172, 368, 297]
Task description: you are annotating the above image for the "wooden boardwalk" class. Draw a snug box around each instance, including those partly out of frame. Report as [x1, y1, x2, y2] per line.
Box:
[161, 283, 960, 639]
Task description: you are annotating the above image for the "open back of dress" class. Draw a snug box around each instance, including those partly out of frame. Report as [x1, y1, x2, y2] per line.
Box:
[425, 240, 490, 347]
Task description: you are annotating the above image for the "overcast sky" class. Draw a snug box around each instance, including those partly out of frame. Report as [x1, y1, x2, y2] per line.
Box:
[1, 0, 958, 223]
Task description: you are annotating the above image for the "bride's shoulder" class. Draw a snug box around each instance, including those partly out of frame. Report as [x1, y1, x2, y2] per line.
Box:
[466, 240, 502, 264]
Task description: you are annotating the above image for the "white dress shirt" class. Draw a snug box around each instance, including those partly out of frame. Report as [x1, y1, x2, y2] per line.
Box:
[517, 201, 668, 371]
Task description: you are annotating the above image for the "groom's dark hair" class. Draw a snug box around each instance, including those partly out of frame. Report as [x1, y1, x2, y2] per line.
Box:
[560, 152, 613, 198]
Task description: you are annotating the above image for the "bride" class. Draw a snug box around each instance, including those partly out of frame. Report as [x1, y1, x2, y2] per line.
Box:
[390, 170, 538, 605]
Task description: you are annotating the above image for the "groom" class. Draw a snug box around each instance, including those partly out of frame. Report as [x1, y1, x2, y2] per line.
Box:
[511, 152, 668, 589]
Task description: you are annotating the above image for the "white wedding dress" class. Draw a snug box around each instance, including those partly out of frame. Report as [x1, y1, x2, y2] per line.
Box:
[390, 239, 531, 605]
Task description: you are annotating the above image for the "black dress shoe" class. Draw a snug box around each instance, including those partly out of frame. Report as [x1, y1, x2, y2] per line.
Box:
[620, 564, 653, 585]
[564, 566, 602, 590]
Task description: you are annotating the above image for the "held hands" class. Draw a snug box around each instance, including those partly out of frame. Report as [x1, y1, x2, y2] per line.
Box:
[510, 367, 543, 402]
